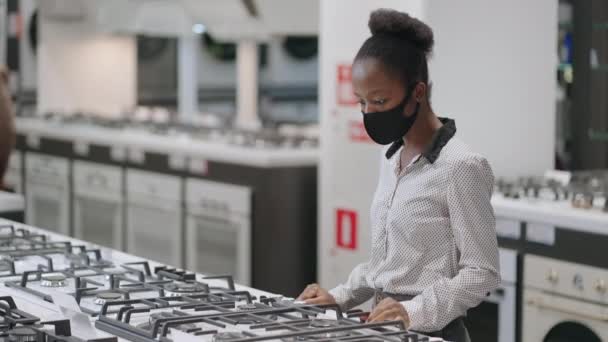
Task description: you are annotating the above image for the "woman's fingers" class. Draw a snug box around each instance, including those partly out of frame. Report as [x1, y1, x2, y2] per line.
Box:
[296, 284, 319, 300]
[368, 308, 399, 323]
[304, 296, 330, 305]
[367, 299, 391, 321]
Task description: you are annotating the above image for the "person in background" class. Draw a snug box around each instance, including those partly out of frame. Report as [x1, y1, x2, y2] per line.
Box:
[0, 65, 15, 190]
[297, 9, 499, 342]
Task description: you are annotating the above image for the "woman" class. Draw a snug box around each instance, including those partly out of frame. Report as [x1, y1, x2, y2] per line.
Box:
[297, 9, 499, 342]
[0, 65, 15, 190]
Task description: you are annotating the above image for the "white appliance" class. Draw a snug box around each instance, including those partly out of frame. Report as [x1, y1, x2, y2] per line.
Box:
[4, 150, 23, 193]
[185, 178, 252, 285]
[466, 247, 518, 342]
[126, 169, 183, 267]
[73, 161, 124, 250]
[0, 191, 24, 214]
[523, 254, 606, 341]
[24, 152, 70, 235]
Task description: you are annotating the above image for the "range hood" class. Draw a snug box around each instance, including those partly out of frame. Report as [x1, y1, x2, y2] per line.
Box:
[95, 0, 319, 39]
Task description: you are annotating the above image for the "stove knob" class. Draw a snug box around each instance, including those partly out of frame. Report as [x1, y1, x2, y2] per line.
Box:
[595, 279, 607, 294]
[546, 269, 559, 284]
[573, 274, 584, 290]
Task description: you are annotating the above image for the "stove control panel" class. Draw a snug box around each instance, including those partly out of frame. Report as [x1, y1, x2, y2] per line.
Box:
[525, 254, 608, 303]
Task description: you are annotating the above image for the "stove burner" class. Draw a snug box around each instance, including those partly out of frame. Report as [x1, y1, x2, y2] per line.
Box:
[213, 332, 248, 342]
[164, 283, 206, 296]
[237, 303, 258, 311]
[281, 330, 350, 342]
[8, 327, 37, 342]
[66, 253, 86, 266]
[234, 303, 278, 324]
[309, 318, 339, 329]
[322, 331, 350, 339]
[40, 274, 67, 287]
[94, 291, 123, 305]
[136, 312, 197, 332]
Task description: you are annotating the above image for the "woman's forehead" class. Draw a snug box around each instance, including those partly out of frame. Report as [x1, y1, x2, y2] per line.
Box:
[353, 58, 404, 91]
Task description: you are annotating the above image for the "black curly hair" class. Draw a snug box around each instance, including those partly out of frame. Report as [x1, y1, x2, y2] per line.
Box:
[355, 9, 434, 92]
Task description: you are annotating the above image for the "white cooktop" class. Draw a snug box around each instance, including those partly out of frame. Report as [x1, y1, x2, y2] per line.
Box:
[0, 218, 443, 342]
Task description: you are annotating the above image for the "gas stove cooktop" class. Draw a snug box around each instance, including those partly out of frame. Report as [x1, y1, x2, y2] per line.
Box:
[495, 175, 608, 212]
[20, 112, 319, 150]
[0, 295, 117, 342]
[0, 221, 442, 342]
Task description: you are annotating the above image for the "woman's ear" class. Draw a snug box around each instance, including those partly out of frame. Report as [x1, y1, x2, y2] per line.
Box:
[414, 82, 426, 102]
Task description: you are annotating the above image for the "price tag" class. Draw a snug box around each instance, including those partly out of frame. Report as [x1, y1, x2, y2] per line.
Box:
[526, 222, 556, 246]
[50, 292, 98, 335]
[50, 291, 82, 313]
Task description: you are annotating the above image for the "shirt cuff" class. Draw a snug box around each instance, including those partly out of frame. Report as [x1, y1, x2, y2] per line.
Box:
[328, 286, 350, 310]
[401, 299, 424, 331]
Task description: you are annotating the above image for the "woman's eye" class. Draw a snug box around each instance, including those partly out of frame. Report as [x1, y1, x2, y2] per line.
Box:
[373, 99, 386, 105]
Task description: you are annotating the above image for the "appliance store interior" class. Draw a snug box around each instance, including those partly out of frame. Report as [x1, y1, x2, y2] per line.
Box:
[0, 0, 606, 341]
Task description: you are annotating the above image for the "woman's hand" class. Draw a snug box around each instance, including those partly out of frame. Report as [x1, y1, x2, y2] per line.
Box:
[296, 283, 337, 305]
[0, 65, 9, 85]
[367, 298, 410, 329]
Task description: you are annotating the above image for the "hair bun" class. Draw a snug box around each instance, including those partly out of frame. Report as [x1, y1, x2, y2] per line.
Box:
[368, 8, 434, 54]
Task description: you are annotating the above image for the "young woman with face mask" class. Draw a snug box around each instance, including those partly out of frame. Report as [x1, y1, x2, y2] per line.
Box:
[0, 65, 15, 190]
[297, 9, 500, 342]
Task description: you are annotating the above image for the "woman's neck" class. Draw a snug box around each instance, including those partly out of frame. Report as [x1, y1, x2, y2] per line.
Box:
[403, 106, 442, 151]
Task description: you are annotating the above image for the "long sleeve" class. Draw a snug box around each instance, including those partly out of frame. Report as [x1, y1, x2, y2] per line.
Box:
[402, 155, 500, 332]
[328, 261, 375, 310]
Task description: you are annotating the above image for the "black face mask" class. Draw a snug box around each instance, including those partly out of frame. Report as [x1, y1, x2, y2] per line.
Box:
[362, 85, 420, 145]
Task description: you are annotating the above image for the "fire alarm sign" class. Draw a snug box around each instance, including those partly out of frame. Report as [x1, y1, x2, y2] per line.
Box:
[336, 208, 357, 250]
[336, 64, 359, 106]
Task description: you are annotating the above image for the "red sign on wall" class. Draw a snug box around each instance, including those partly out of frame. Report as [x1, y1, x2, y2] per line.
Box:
[336, 209, 357, 250]
[336, 64, 359, 106]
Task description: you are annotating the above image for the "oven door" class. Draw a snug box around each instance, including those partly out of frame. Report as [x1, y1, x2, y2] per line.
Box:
[186, 213, 250, 285]
[466, 284, 516, 342]
[523, 289, 604, 342]
[126, 197, 183, 268]
[4, 151, 23, 193]
[25, 180, 70, 235]
[74, 193, 123, 250]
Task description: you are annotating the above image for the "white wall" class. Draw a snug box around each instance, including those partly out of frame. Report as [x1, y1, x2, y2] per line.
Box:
[38, 2, 136, 116]
[318, 0, 425, 290]
[427, 0, 557, 179]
